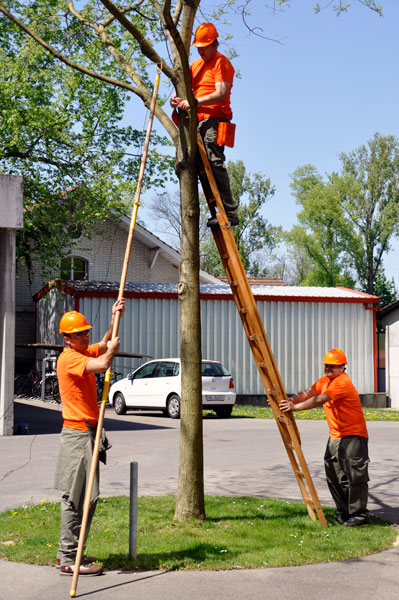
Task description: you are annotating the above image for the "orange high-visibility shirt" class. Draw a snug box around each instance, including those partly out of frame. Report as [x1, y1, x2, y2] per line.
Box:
[312, 372, 368, 440]
[57, 344, 101, 431]
[190, 51, 234, 121]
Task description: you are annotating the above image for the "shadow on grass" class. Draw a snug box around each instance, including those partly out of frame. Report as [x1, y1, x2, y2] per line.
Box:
[102, 542, 240, 571]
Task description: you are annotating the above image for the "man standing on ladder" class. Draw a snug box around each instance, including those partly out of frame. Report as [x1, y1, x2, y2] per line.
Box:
[279, 348, 370, 527]
[171, 22, 239, 227]
[55, 299, 125, 576]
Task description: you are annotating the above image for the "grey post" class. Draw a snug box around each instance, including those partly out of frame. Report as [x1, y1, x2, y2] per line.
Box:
[129, 461, 138, 560]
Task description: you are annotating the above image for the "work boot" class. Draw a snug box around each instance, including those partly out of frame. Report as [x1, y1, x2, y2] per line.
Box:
[334, 513, 349, 525]
[343, 513, 369, 527]
[60, 563, 103, 576]
[56, 555, 97, 568]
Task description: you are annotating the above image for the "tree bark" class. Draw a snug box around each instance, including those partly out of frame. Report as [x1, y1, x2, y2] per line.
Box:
[174, 110, 205, 521]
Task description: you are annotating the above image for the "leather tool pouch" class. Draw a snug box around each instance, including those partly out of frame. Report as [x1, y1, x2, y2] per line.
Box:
[217, 121, 236, 147]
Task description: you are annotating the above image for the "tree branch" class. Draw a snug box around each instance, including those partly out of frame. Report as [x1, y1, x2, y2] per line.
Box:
[99, 0, 176, 83]
[0, 3, 137, 94]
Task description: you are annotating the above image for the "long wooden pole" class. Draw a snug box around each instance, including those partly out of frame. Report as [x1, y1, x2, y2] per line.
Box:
[70, 68, 161, 598]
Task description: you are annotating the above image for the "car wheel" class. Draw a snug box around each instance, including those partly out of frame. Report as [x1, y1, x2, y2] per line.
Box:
[114, 392, 127, 415]
[215, 406, 233, 418]
[167, 394, 180, 419]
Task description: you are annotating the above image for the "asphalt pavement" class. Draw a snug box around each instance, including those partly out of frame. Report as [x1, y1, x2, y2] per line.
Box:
[1, 398, 399, 600]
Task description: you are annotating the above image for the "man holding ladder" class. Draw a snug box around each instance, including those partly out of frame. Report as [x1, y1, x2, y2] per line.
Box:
[280, 348, 369, 527]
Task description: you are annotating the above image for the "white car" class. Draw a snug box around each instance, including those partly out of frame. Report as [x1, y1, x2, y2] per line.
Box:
[108, 358, 236, 419]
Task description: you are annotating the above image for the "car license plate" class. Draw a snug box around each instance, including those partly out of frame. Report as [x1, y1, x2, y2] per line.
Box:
[205, 395, 224, 401]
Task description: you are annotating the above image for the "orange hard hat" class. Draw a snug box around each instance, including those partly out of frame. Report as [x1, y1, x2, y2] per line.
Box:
[192, 22, 218, 47]
[322, 348, 347, 365]
[59, 311, 92, 334]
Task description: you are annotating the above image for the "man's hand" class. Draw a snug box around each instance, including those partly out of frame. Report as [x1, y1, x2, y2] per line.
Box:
[107, 336, 120, 355]
[112, 298, 125, 317]
[279, 399, 295, 413]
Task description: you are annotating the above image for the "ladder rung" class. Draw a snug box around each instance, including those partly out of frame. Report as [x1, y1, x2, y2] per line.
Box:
[295, 470, 305, 479]
[222, 253, 229, 259]
[240, 307, 248, 313]
[285, 442, 295, 450]
[232, 280, 239, 286]
[249, 334, 257, 341]
[258, 362, 268, 368]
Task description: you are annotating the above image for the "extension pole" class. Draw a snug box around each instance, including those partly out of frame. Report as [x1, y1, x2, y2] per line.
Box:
[70, 68, 161, 598]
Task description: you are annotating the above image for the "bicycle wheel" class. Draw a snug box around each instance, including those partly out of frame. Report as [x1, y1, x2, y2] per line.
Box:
[31, 377, 41, 397]
[52, 380, 61, 404]
[14, 374, 29, 396]
[44, 375, 57, 400]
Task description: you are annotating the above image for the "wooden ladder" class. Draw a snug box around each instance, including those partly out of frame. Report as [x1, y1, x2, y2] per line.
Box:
[198, 134, 327, 527]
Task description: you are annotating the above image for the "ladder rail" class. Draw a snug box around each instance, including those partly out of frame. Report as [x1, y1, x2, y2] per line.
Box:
[197, 133, 327, 527]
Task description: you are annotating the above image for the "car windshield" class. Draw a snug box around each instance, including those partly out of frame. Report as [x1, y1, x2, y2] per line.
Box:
[201, 362, 230, 377]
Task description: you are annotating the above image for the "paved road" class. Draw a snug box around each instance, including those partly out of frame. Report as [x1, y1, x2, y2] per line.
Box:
[1, 399, 399, 599]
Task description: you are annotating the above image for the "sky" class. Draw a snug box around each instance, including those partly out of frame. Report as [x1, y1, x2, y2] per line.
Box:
[124, 1, 399, 285]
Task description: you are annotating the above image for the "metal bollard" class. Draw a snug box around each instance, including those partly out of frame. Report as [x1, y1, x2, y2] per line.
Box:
[129, 461, 138, 560]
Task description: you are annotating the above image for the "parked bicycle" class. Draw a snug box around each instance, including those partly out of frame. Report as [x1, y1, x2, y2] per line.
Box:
[14, 355, 61, 403]
[96, 371, 122, 405]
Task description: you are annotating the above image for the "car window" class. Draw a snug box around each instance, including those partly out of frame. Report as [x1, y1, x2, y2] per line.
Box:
[134, 362, 159, 379]
[155, 361, 178, 378]
[201, 362, 230, 377]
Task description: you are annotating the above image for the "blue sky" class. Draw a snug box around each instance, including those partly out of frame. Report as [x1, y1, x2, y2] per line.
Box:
[129, 2, 399, 284]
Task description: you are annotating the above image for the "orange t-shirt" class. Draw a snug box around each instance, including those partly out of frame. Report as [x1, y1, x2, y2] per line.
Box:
[312, 372, 368, 440]
[57, 344, 101, 431]
[190, 51, 234, 121]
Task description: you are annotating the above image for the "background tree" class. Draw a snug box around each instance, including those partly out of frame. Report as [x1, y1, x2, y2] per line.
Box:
[335, 133, 399, 295]
[200, 160, 280, 276]
[286, 134, 399, 296]
[287, 165, 356, 287]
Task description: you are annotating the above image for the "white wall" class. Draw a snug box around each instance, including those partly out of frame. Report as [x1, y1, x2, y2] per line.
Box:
[386, 322, 399, 408]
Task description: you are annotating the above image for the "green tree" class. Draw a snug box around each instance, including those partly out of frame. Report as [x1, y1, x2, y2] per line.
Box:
[287, 134, 399, 294]
[335, 133, 399, 295]
[200, 160, 280, 276]
[374, 272, 397, 307]
[288, 165, 356, 287]
[0, 9, 173, 276]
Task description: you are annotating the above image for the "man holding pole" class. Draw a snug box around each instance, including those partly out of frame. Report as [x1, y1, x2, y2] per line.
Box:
[279, 348, 370, 527]
[55, 299, 125, 575]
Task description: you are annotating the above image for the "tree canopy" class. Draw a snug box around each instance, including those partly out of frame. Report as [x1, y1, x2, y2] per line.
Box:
[0, 5, 174, 275]
[287, 134, 399, 297]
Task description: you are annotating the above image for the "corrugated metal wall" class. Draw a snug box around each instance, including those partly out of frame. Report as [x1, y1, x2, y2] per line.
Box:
[38, 290, 375, 395]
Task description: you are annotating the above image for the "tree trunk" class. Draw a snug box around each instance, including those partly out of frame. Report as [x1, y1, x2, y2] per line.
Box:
[174, 113, 205, 521]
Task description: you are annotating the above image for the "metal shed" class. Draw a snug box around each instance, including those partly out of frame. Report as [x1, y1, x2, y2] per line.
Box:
[35, 280, 379, 397]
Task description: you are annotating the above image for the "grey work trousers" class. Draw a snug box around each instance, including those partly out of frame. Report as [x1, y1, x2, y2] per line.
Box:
[58, 494, 97, 566]
[198, 117, 238, 219]
[324, 435, 369, 518]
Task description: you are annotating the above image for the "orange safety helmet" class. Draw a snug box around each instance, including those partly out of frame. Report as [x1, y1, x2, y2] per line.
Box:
[59, 311, 92, 334]
[322, 348, 347, 365]
[192, 22, 218, 47]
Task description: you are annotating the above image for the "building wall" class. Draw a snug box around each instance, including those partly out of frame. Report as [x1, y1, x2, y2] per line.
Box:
[37, 291, 376, 396]
[16, 219, 179, 313]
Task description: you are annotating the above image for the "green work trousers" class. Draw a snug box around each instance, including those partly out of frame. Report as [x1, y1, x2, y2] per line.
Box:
[324, 435, 369, 518]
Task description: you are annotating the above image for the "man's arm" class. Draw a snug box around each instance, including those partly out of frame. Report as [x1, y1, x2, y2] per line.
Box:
[85, 337, 120, 374]
[174, 82, 231, 112]
[279, 386, 331, 413]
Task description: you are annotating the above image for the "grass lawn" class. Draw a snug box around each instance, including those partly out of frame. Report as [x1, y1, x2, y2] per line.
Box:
[0, 496, 396, 571]
[228, 405, 399, 421]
